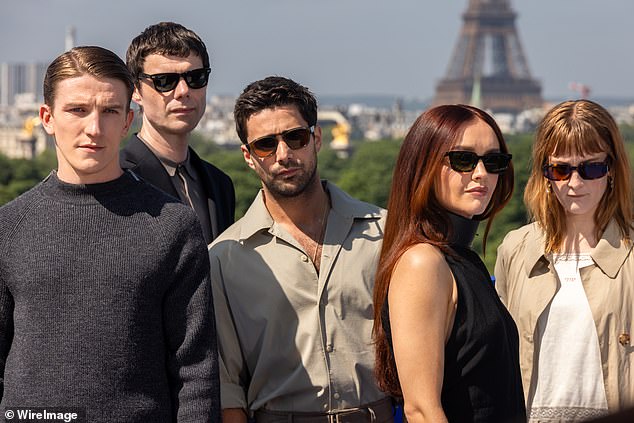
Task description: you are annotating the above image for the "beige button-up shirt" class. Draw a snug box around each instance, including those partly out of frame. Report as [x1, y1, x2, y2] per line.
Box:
[209, 182, 388, 413]
[495, 220, 634, 412]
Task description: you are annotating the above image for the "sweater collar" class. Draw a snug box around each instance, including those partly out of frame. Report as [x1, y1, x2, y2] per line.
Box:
[447, 211, 479, 248]
[41, 170, 139, 203]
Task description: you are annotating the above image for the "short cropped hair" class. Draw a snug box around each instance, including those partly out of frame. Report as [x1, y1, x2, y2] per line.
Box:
[43, 46, 134, 110]
[525, 99, 633, 252]
[126, 22, 209, 85]
[233, 76, 318, 144]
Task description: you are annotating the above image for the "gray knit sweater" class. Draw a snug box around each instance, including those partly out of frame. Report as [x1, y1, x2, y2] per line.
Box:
[0, 170, 220, 422]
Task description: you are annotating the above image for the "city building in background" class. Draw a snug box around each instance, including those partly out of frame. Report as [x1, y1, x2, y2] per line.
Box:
[0, 16, 633, 160]
[0, 62, 47, 108]
[0, 63, 50, 159]
[0, 26, 73, 158]
[0, 116, 49, 159]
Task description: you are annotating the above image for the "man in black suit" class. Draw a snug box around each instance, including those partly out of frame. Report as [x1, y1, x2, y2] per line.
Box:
[121, 22, 235, 243]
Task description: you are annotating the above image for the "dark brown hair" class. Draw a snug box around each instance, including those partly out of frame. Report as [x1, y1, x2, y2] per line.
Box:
[43, 46, 133, 110]
[233, 76, 318, 144]
[126, 22, 209, 85]
[372, 104, 514, 396]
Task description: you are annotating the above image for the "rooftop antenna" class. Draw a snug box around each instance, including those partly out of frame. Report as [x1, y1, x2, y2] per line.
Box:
[65, 26, 76, 52]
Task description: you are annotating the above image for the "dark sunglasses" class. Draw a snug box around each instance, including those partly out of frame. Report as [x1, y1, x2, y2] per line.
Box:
[445, 151, 512, 174]
[542, 161, 609, 181]
[248, 126, 315, 158]
[138, 68, 211, 92]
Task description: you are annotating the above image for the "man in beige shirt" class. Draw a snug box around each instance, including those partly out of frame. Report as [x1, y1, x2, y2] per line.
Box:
[209, 76, 393, 423]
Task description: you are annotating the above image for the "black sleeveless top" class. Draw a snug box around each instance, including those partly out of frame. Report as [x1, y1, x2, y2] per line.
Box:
[382, 215, 526, 422]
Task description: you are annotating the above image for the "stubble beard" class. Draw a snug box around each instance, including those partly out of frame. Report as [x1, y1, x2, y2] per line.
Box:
[263, 160, 319, 199]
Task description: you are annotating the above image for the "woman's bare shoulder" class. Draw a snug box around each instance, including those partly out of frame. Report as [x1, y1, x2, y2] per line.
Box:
[397, 243, 448, 271]
[391, 243, 453, 293]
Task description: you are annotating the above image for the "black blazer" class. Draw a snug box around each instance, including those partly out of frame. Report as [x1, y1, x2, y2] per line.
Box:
[120, 134, 235, 243]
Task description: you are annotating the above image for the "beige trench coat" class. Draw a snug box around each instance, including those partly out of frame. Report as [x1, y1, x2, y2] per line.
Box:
[495, 220, 634, 412]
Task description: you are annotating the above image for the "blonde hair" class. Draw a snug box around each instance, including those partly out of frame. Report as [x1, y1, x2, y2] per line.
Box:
[524, 100, 633, 252]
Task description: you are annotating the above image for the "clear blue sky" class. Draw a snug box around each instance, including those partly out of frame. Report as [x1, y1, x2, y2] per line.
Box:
[2, 0, 633, 100]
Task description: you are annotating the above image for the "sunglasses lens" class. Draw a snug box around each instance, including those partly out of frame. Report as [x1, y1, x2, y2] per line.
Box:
[184, 68, 210, 89]
[251, 137, 278, 157]
[144, 68, 210, 92]
[282, 128, 311, 149]
[249, 127, 313, 158]
[579, 162, 609, 180]
[482, 153, 512, 173]
[543, 164, 572, 181]
[447, 151, 478, 172]
[543, 162, 608, 181]
[151, 74, 179, 92]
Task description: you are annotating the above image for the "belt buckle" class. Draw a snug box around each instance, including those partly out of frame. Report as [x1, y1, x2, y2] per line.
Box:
[327, 408, 375, 423]
[327, 405, 380, 423]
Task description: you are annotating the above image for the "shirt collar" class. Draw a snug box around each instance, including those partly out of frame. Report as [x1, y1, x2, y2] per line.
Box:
[525, 219, 634, 278]
[238, 181, 383, 241]
[160, 150, 196, 180]
[137, 135, 195, 179]
[591, 220, 634, 278]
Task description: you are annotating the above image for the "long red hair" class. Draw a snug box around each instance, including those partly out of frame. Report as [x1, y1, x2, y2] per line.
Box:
[372, 104, 514, 396]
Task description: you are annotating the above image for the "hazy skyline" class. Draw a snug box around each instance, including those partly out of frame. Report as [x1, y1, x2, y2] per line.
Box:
[2, 0, 633, 100]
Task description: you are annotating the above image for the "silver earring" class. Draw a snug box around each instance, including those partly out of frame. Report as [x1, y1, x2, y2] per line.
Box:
[609, 176, 614, 190]
[545, 182, 552, 194]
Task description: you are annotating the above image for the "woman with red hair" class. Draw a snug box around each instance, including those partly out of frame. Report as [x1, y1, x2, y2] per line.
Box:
[373, 104, 525, 422]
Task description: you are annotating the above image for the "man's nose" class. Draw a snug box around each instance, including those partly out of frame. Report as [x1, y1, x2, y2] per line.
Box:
[274, 138, 293, 161]
[85, 111, 102, 136]
[173, 77, 190, 98]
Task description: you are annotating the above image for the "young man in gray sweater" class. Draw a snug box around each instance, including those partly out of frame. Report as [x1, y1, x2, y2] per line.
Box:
[0, 46, 219, 422]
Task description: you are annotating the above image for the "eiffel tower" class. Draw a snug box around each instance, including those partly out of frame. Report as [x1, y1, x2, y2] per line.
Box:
[433, 0, 543, 113]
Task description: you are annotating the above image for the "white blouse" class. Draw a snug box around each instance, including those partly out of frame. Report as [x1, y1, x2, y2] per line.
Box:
[529, 253, 608, 422]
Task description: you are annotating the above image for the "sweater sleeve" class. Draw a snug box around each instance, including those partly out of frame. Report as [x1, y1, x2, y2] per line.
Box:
[163, 217, 220, 423]
[0, 206, 16, 402]
[0, 273, 13, 401]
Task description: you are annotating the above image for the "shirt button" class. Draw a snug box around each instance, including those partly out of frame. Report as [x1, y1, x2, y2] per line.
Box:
[326, 344, 333, 352]
[301, 255, 308, 262]
[323, 403, 328, 410]
[619, 333, 630, 346]
[333, 393, 340, 400]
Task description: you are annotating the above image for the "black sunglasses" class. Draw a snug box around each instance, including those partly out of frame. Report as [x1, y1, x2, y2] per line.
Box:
[542, 161, 609, 181]
[138, 68, 211, 92]
[445, 151, 512, 174]
[248, 126, 315, 158]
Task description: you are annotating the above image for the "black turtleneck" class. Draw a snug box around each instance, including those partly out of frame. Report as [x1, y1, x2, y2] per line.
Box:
[447, 211, 480, 247]
[382, 210, 526, 422]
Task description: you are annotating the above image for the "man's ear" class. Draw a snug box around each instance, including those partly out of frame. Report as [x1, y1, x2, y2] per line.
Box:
[241, 144, 257, 171]
[121, 109, 134, 137]
[40, 104, 55, 135]
[132, 86, 143, 107]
